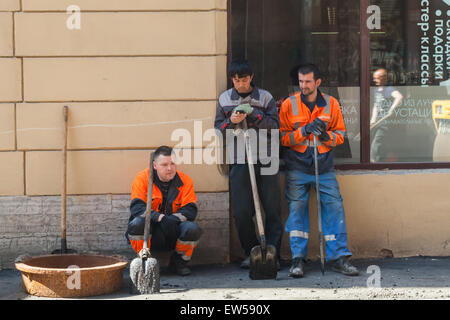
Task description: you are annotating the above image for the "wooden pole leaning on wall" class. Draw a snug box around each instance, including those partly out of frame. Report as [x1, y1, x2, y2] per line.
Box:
[51, 106, 77, 254]
[61, 106, 68, 252]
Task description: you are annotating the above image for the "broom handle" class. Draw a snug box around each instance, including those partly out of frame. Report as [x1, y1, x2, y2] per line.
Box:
[243, 120, 266, 249]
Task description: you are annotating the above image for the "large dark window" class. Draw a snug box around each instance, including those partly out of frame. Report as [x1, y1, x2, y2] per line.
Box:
[369, 0, 450, 163]
[229, 0, 450, 169]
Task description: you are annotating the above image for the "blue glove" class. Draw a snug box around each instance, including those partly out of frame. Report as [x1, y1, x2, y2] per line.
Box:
[304, 123, 320, 136]
[305, 118, 327, 136]
[304, 122, 318, 135]
[313, 118, 326, 134]
[318, 131, 330, 142]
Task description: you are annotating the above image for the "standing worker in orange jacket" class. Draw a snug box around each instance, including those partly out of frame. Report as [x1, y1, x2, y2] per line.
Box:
[279, 64, 359, 278]
[125, 146, 202, 276]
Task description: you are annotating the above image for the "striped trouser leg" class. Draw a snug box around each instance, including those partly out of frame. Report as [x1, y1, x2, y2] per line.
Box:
[317, 172, 352, 261]
[284, 170, 312, 259]
[128, 235, 150, 254]
[175, 221, 202, 261]
[175, 240, 199, 261]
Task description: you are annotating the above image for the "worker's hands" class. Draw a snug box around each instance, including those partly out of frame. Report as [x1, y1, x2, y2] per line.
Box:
[304, 118, 327, 136]
[312, 118, 327, 135]
[230, 110, 247, 124]
[234, 103, 254, 115]
[156, 214, 182, 224]
[160, 215, 180, 238]
[172, 213, 187, 222]
[230, 103, 253, 124]
[166, 214, 182, 224]
[315, 118, 330, 142]
[318, 131, 330, 142]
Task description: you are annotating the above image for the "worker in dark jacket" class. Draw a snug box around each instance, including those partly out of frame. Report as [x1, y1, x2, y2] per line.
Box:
[214, 59, 283, 269]
[279, 63, 359, 278]
[125, 146, 202, 276]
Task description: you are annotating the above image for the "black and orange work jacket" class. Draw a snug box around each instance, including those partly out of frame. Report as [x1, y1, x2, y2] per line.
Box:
[279, 90, 346, 174]
[128, 169, 198, 224]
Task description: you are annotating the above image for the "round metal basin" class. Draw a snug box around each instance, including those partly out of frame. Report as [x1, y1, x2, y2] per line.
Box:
[15, 254, 128, 298]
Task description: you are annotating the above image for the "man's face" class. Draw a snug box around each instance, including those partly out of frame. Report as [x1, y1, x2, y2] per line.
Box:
[373, 71, 387, 86]
[153, 154, 177, 182]
[298, 72, 321, 97]
[232, 74, 254, 94]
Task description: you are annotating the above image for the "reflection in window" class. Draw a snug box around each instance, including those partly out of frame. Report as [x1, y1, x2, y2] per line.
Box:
[369, 0, 450, 163]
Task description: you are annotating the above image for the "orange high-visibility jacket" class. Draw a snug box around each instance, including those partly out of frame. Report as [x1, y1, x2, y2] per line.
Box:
[279, 91, 346, 153]
[127, 169, 198, 254]
[131, 169, 197, 218]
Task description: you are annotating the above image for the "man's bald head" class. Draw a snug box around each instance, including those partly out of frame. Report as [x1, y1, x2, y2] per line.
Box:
[373, 68, 387, 86]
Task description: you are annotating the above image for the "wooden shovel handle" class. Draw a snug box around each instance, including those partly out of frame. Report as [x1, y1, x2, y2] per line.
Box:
[61, 106, 68, 243]
[242, 120, 266, 248]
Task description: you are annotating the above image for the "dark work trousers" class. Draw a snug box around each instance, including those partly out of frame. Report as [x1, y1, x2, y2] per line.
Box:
[229, 163, 283, 257]
[126, 215, 202, 252]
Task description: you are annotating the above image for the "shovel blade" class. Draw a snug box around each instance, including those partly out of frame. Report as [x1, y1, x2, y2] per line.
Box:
[249, 244, 277, 280]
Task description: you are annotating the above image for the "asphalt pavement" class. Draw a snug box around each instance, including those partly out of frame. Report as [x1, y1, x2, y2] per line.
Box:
[1, 256, 450, 300]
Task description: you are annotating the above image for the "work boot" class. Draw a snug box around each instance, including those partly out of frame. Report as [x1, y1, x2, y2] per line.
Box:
[168, 252, 191, 276]
[288, 258, 304, 278]
[240, 256, 251, 269]
[331, 256, 359, 276]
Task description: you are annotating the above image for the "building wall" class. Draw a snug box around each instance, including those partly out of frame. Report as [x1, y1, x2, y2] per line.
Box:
[0, 0, 229, 269]
[1, 0, 449, 269]
[230, 170, 450, 262]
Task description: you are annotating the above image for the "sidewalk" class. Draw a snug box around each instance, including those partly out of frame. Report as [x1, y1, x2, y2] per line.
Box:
[1, 256, 450, 300]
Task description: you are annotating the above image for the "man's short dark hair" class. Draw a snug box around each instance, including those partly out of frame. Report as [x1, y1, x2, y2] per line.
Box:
[228, 59, 253, 78]
[154, 145, 173, 161]
[298, 63, 322, 80]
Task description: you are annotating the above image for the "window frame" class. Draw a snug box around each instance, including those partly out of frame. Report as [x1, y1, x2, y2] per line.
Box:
[227, 0, 450, 170]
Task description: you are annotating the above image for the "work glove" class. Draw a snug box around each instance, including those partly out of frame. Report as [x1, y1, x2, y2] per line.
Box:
[172, 213, 188, 222]
[234, 103, 253, 115]
[318, 130, 330, 142]
[160, 215, 180, 239]
[312, 118, 327, 134]
[166, 214, 183, 224]
[304, 118, 326, 136]
[150, 210, 162, 223]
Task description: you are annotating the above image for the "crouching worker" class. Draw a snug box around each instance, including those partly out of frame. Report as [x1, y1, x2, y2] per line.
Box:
[125, 146, 202, 276]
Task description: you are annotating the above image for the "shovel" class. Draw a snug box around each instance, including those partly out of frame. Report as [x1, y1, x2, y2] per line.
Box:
[313, 135, 325, 275]
[242, 120, 277, 280]
[130, 152, 160, 294]
[52, 106, 77, 255]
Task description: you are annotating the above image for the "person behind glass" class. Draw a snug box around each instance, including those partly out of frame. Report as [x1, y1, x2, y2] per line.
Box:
[370, 68, 404, 162]
[279, 63, 359, 278]
[214, 59, 283, 269]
